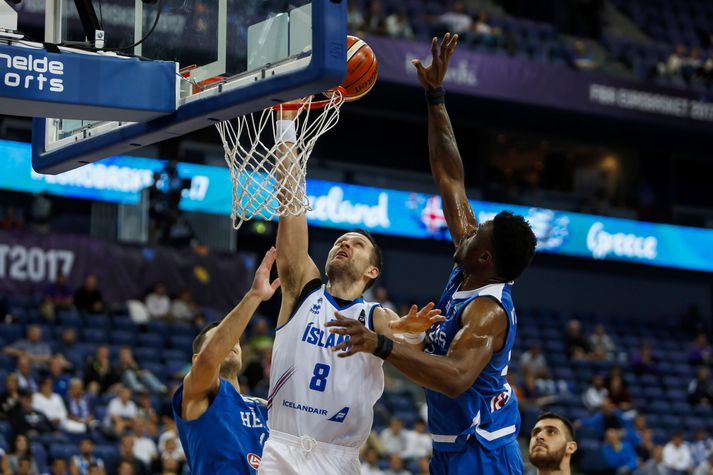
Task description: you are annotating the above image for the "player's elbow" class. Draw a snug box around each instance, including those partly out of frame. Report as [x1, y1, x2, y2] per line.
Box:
[442, 379, 471, 398]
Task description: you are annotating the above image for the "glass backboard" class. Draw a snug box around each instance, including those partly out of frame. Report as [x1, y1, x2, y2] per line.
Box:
[32, 0, 346, 174]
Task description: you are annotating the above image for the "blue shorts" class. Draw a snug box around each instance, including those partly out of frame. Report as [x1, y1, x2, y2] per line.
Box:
[430, 437, 523, 475]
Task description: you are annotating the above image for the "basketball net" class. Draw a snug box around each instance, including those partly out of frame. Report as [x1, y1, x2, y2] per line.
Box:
[216, 88, 345, 229]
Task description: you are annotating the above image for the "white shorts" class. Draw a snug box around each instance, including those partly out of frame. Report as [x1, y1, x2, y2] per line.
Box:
[258, 430, 361, 475]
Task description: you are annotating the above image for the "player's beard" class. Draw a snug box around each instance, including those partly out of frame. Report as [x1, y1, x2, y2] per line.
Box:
[530, 444, 567, 471]
[219, 356, 242, 380]
[326, 258, 361, 286]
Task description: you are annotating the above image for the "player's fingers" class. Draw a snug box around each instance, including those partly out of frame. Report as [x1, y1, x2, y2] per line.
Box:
[331, 340, 351, 352]
[270, 278, 281, 291]
[440, 33, 451, 59]
[338, 349, 358, 358]
[259, 246, 277, 268]
[431, 36, 438, 59]
[429, 315, 446, 324]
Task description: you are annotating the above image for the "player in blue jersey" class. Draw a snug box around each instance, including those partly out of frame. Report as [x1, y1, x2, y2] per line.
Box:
[172, 248, 281, 475]
[326, 33, 537, 475]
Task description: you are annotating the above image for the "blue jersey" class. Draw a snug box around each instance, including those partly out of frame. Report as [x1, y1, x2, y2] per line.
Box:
[425, 265, 520, 453]
[172, 379, 269, 474]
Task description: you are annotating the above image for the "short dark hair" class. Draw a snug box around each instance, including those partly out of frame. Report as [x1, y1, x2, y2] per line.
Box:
[349, 228, 383, 290]
[192, 321, 221, 354]
[490, 211, 537, 281]
[536, 412, 575, 441]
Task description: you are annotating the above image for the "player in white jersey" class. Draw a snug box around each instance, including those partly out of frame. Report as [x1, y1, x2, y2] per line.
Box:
[258, 109, 444, 475]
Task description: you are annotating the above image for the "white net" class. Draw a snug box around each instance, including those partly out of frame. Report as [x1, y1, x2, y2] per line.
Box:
[215, 90, 345, 229]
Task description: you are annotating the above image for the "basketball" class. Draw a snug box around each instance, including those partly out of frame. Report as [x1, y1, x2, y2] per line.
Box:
[328, 36, 378, 102]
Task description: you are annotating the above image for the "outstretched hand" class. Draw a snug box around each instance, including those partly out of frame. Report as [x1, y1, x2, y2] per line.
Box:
[325, 313, 378, 357]
[388, 302, 444, 333]
[249, 247, 282, 301]
[411, 33, 459, 91]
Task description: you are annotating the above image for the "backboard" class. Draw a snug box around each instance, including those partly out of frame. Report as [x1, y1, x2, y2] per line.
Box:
[32, 0, 346, 174]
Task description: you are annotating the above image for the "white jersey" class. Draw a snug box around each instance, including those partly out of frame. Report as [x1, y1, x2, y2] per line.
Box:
[267, 282, 384, 447]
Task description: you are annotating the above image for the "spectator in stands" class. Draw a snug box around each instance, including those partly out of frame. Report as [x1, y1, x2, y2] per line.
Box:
[384, 454, 409, 475]
[8, 434, 39, 475]
[564, 319, 592, 359]
[130, 416, 158, 470]
[702, 51, 713, 84]
[105, 386, 138, 437]
[248, 318, 274, 352]
[361, 447, 385, 475]
[415, 457, 429, 475]
[70, 438, 106, 475]
[157, 417, 183, 457]
[635, 445, 667, 475]
[380, 418, 410, 455]
[159, 436, 185, 470]
[0, 206, 24, 230]
[347, 2, 365, 35]
[73, 274, 105, 315]
[117, 460, 136, 475]
[4, 325, 52, 370]
[16, 455, 35, 475]
[664, 44, 687, 78]
[690, 428, 712, 469]
[385, 10, 414, 40]
[694, 452, 713, 475]
[41, 271, 73, 320]
[364, 0, 387, 36]
[84, 346, 120, 395]
[602, 428, 638, 474]
[571, 41, 598, 71]
[118, 347, 167, 395]
[66, 379, 96, 433]
[32, 377, 69, 430]
[118, 436, 148, 475]
[607, 373, 632, 411]
[135, 390, 158, 434]
[519, 373, 555, 408]
[404, 419, 431, 459]
[56, 328, 79, 355]
[688, 333, 713, 366]
[0, 372, 20, 416]
[631, 344, 660, 375]
[589, 324, 615, 360]
[50, 458, 69, 475]
[684, 48, 704, 83]
[472, 11, 499, 47]
[433, 0, 472, 35]
[583, 374, 608, 411]
[48, 355, 72, 398]
[689, 367, 713, 406]
[145, 282, 172, 320]
[170, 288, 197, 322]
[159, 456, 180, 475]
[635, 428, 656, 462]
[15, 355, 39, 393]
[373, 287, 397, 312]
[578, 398, 625, 439]
[519, 344, 550, 379]
[663, 432, 693, 475]
[9, 389, 55, 436]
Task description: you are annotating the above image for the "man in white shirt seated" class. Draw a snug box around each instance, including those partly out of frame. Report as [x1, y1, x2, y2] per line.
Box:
[663, 432, 693, 475]
[104, 386, 138, 437]
[32, 378, 67, 426]
[360, 447, 385, 475]
[130, 416, 158, 470]
[404, 419, 431, 459]
[379, 418, 410, 455]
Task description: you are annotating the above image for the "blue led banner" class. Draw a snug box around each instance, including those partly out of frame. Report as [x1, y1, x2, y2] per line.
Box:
[2, 140, 712, 272]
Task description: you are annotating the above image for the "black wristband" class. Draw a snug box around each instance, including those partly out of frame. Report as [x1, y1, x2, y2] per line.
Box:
[373, 334, 394, 360]
[426, 87, 445, 105]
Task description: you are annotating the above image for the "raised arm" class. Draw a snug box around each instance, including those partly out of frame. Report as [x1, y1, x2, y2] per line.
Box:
[274, 107, 321, 328]
[412, 33, 477, 246]
[182, 248, 281, 412]
[326, 298, 507, 397]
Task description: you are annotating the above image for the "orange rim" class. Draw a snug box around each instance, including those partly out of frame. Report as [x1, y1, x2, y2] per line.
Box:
[272, 86, 347, 111]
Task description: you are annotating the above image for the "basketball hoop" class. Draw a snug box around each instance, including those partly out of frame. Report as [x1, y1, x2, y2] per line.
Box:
[215, 88, 346, 229]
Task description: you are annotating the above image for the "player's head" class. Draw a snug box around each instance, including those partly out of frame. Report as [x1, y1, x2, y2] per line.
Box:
[454, 211, 536, 282]
[192, 321, 243, 376]
[325, 228, 382, 293]
[529, 412, 577, 473]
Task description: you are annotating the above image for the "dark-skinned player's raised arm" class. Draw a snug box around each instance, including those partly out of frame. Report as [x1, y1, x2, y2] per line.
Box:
[273, 106, 321, 329]
[411, 33, 477, 246]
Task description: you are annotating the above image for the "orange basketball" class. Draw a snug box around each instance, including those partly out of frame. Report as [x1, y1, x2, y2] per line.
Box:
[329, 36, 378, 102]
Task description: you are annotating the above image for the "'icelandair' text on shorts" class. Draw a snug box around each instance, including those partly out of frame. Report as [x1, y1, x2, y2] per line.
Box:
[282, 399, 328, 416]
